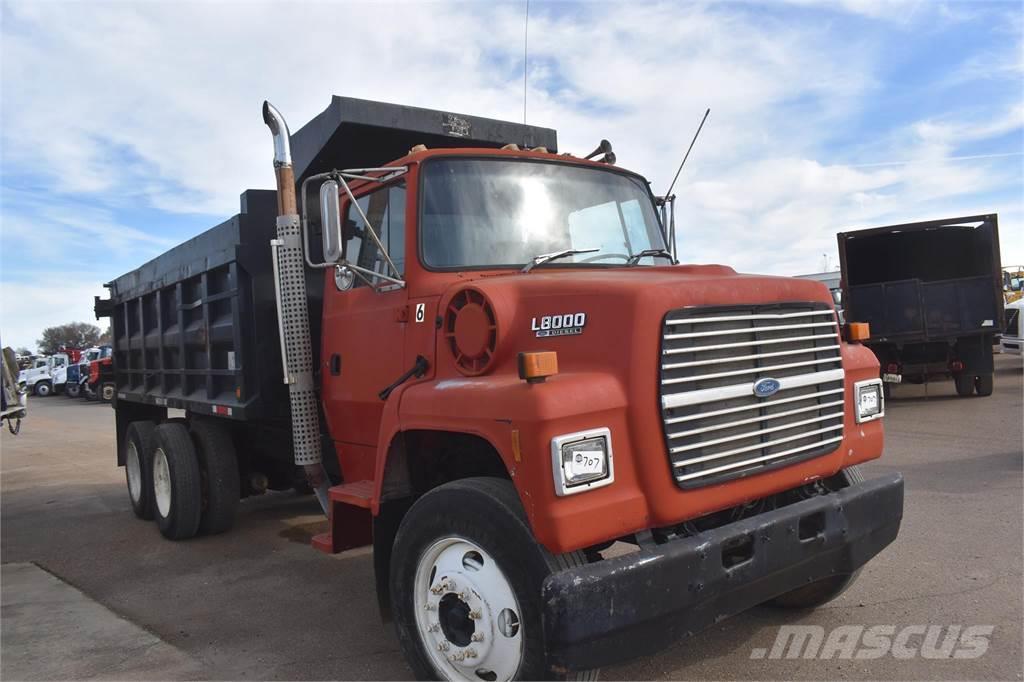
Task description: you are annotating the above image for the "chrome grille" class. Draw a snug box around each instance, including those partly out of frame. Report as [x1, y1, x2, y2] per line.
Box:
[1006, 308, 1020, 337]
[660, 303, 845, 488]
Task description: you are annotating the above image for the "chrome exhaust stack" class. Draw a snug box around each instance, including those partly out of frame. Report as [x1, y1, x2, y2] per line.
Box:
[263, 100, 330, 515]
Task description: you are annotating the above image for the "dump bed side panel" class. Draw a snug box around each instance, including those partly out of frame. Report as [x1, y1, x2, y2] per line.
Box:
[838, 215, 1003, 341]
[104, 190, 309, 421]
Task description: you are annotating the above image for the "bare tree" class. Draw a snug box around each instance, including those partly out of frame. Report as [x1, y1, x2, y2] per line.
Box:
[37, 323, 101, 354]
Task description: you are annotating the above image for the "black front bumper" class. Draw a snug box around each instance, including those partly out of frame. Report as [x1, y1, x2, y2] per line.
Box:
[542, 472, 904, 671]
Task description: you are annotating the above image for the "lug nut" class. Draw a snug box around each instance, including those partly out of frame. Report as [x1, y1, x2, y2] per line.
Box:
[471, 632, 484, 642]
[437, 642, 450, 652]
[466, 648, 478, 659]
[468, 610, 482, 620]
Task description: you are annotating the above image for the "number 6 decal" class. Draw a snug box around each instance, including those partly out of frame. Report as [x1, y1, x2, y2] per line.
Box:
[415, 303, 426, 323]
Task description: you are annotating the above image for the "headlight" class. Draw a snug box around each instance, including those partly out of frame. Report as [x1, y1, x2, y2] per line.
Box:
[550, 427, 614, 496]
[854, 379, 884, 423]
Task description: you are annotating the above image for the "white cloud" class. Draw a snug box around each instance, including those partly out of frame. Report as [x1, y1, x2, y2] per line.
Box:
[0, 277, 109, 353]
[0, 0, 1021, 349]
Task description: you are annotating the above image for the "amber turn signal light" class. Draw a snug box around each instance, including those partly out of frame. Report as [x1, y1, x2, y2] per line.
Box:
[847, 322, 870, 342]
[518, 351, 558, 383]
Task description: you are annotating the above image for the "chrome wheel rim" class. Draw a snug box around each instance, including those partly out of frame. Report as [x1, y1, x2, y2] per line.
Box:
[152, 447, 172, 518]
[414, 537, 523, 681]
[126, 441, 143, 503]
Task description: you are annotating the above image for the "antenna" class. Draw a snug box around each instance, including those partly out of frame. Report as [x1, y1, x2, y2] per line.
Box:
[523, 0, 530, 124]
[665, 107, 710, 199]
[661, 108, 710, 262]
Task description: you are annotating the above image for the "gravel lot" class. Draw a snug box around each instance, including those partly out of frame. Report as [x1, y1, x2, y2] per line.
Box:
[2, 355, 1021, 680]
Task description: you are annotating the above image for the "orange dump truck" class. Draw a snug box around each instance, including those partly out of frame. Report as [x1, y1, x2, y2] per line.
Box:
[96, 96, 903, 680]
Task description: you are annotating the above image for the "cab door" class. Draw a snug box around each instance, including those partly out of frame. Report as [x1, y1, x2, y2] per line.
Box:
[320, 181, 408, 482]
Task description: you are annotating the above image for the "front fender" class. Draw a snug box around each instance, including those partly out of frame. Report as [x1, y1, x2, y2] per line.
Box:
[379, 372, 650, 553]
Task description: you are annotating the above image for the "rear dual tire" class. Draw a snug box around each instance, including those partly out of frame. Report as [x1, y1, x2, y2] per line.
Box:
[954, 373, 974, 397]
[954, 372, 994, 397]
[152, 423, 203, 540]
[190, 420, 240, 535]
[124, 421, 157, 520]
[123, 419, 240, 540]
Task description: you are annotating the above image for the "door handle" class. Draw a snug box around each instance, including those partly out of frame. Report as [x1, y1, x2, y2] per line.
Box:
[330, 354, 341, 376]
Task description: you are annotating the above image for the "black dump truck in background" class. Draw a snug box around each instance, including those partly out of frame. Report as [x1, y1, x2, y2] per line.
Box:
[838, 214, 1003, 397]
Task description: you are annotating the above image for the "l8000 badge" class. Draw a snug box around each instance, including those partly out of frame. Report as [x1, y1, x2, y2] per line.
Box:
[531, 313, 587, 337]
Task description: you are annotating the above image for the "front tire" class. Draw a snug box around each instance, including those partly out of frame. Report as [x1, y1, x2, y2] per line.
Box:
[767, 465, 865, 609]
[390, 478, 593, 681]
[65, 382, 81, 398]
[974, 373, 993, 396]
[151, 422, 203, 540]
[124, 421, 157, 520]
[34, 381, 52, 397]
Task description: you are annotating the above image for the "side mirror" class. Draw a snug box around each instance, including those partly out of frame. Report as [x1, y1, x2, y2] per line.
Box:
[320, 180, 344, 262]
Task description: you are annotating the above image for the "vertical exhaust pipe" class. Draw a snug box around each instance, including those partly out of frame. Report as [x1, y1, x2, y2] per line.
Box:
[262, 102, 297, 214]
[263, 101, 330, 515]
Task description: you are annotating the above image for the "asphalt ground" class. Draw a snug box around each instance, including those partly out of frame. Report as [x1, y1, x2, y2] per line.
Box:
[2, 354, 1022, 680]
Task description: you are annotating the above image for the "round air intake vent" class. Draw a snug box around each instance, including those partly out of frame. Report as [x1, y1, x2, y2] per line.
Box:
[444, 288, 497, 375]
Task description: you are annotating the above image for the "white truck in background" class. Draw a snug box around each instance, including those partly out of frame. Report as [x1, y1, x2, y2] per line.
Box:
[17, 353, 70, 397]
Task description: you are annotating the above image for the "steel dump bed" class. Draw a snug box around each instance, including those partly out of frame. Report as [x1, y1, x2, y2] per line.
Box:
[838, 215, 1004, 342]
[98, 190, 288, 420]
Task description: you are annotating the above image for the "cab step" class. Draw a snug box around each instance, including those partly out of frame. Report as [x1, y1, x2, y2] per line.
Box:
[328, 479, 375, 508]
[311, 480, 375, 555]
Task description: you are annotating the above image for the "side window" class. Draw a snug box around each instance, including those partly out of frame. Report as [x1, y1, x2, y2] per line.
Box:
[388, 184, 406, 277]
[343, 182, 406, 288]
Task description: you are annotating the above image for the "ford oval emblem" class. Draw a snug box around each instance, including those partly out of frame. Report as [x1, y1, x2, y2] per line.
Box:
[753, 377, 781, 398]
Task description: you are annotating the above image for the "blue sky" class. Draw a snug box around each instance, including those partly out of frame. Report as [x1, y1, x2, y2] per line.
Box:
[1, 0, 1022, 351]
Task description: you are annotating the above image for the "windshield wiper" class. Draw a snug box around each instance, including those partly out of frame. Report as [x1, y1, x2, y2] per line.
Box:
[521, 248, 599, 273]
[626, 248, 674, 266]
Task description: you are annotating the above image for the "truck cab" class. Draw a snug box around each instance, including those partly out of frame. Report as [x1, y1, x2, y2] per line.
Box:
[317, 147, 891, 550]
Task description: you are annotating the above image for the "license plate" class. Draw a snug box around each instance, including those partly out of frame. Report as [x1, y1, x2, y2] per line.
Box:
[859, 390, 879, 413]
[882, 373, 901, 384]
[567, 450, 605, 477]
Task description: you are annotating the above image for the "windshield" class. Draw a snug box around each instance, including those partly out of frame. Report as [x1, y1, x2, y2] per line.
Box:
[421, 158, 668, 269]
